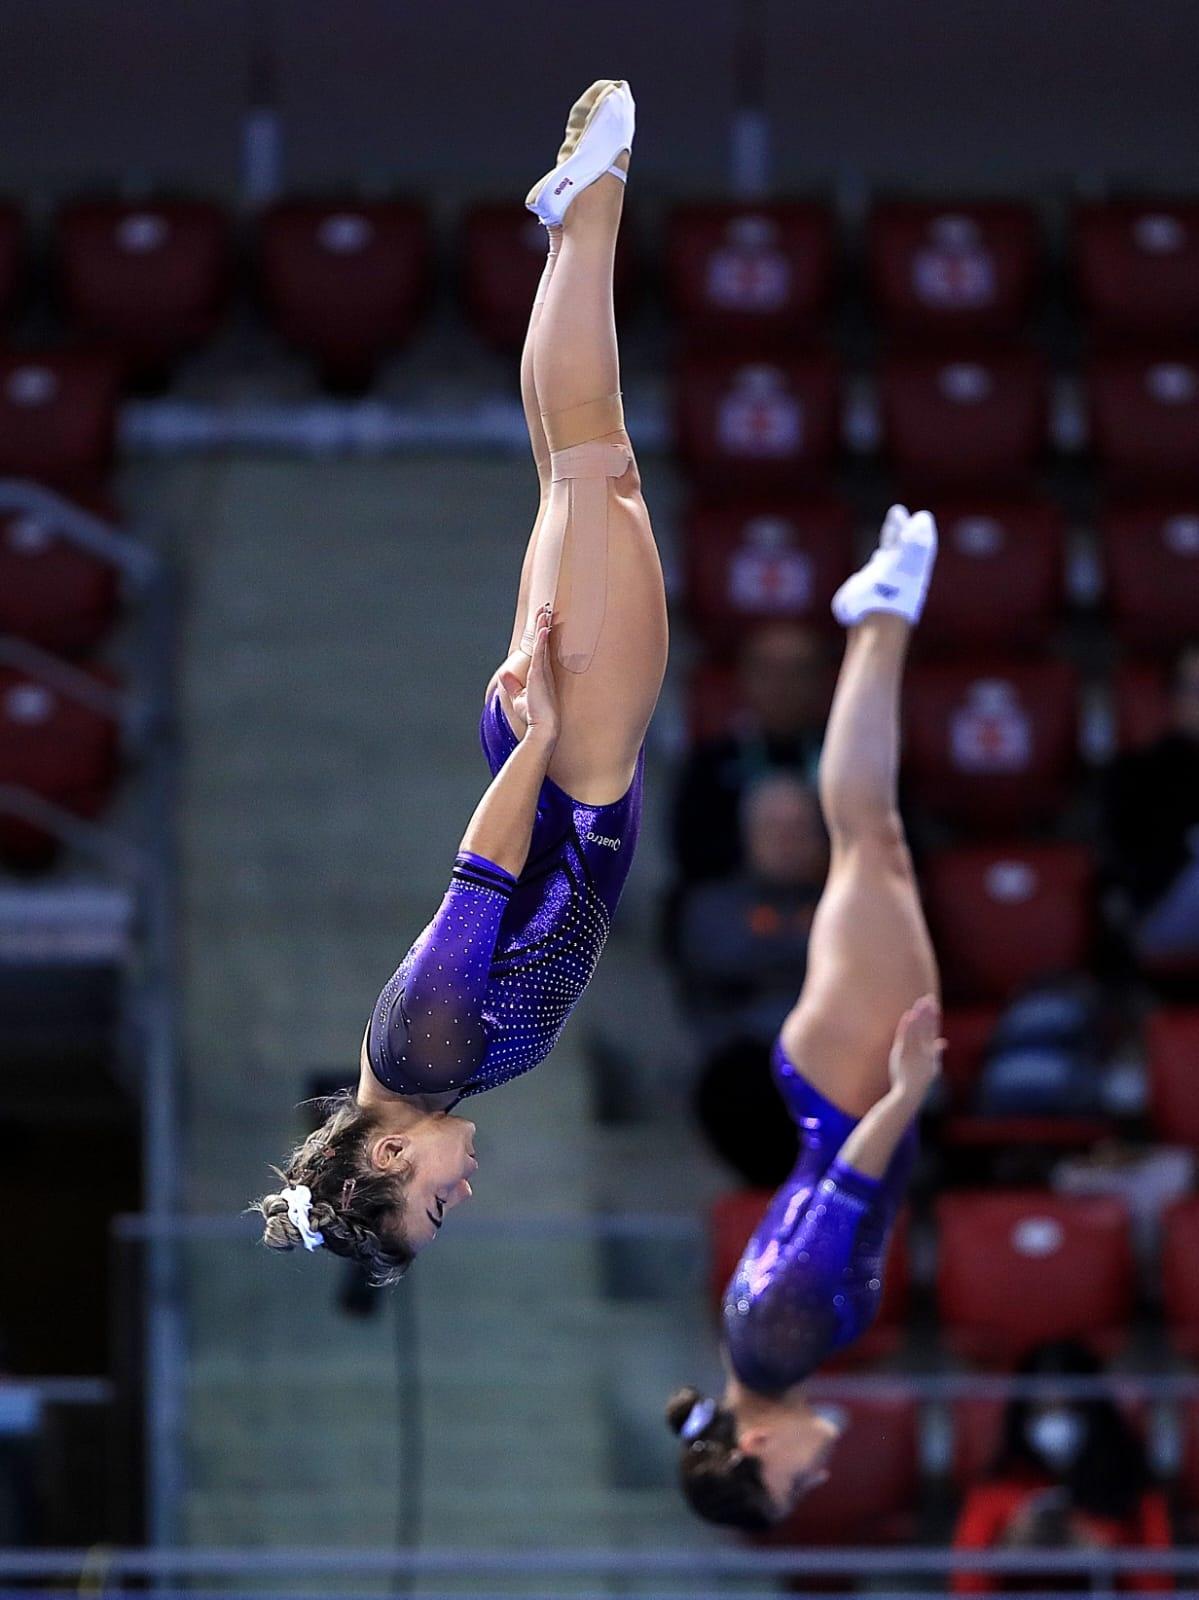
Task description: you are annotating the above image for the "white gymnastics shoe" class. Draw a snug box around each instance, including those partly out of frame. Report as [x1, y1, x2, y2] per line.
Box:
[831, 505, 939, 627]
[526, 80, 634, 227]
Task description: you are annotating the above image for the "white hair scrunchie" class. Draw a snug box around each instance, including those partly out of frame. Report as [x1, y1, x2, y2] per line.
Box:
[282, 1183, 324, 1252]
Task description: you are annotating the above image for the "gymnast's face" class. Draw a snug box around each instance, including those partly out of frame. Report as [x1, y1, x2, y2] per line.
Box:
[372, 1111, 478, 1253]
[742, 1403, 842, 1518]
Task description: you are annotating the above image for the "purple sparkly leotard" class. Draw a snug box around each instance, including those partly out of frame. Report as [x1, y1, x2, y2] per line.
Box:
[722, 1037, 916, 1394]
[367, 693, 644, 1100]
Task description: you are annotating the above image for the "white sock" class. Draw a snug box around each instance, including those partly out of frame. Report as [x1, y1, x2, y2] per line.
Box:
[831, 507, 938, 627]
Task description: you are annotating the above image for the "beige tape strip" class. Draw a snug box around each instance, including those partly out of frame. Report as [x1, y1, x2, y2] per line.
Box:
[541, 391, 625, 452]
[520, 438, 632, 674]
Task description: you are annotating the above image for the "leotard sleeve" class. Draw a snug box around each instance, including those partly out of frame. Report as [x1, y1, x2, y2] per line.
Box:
[366, 851, 516, 1097]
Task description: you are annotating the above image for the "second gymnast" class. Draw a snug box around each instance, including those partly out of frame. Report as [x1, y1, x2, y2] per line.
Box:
[255, 80, 667, 1281]
[667, 504, 944, 1528]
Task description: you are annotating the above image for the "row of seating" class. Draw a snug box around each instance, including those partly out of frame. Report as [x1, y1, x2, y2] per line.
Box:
[725, 1387, 1196, 1546]
[712, 1184, 1199, 1367]
[679, 497, 1197, 658]
[0, 195, 1196, 381]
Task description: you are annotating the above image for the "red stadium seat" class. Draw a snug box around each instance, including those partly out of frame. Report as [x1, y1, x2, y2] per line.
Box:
[0, 202, 23, 325]
[1147, 1010, 1199, 1146]
[681, 497, 851, 651]
[664, 202, 835, 342]
[259, 199, 431, 388]
[937, 1191, 1135, 1365]
[709, 1191, 910, 1363]
[56, 198, 231, 380]
[1181, 1399, 1199, 1509]
[1089, 353, 1199, 491]
[675, 352, 840, 495]
[1075, 201, 1199, 342]
[904, 660, 1079, 830]
[0, 666, 122, 867]
[0, 350, 120, 494]
[879, 347, 1048, 494]
[0, 499, 120, 656]
[940, 1005, 1002, 1108]
[1101, 502, 1199, 652]
[924, 844, 1095, 1005]
[1112, 660, 1171, 751]
[918, 498, 1065, 654]
[868, 200, 1040, 339]
[767, 1393, 919, 1545]
[462, 203, 636, 349]
[1162, 1198, 1199, 1360]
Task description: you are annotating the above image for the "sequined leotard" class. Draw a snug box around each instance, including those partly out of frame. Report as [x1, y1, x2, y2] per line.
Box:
[367, 693, 644, 1100]
[722, 1038, 916, 1393]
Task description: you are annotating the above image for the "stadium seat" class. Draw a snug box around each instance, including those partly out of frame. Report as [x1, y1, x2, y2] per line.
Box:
[1101, 502, 1199, 651]
[940, 1005, 1003, 1108]
[0, 665, 122, 867]
[903, 660, 1079, 830]
[664, 201, 835, 342]
[1112, 660, 1171, 751]
[709, 1191, 910, 1363]
[680, 497, 852, 652]
[937, 1191, 1135, 1364]
[0, 497, 121, 655]
[879, 347, 1048, 493]
[462, 203, 636, 349]
[1075, 201, 1199, 342]
[0, 201, 23, 325]
[56, 198, 231, 380]
[675, 351, 840, 495]
[1089, 353, 1199, 491]
[1147, 1010, 1199, 1146]
[767, 1393, 919, 1545]
[1181, 1399, 1199, 1510]
[258, 198, 431, 388]
[918, 498, 1065, 654]
[868, 200, 1040, 339]
[684, 654, 836, 744]
[923, 843, 1095, 1004]
[1162, 1197, 1199, 1360]
[0, 349, 120, 494]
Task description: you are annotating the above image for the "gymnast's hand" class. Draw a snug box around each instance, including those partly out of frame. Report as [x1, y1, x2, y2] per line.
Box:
[500, 605, 560, 748]
[887, 994, 945, 1102]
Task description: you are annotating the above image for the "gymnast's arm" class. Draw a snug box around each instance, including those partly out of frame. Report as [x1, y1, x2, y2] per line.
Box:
[833, 996, 943, 1180]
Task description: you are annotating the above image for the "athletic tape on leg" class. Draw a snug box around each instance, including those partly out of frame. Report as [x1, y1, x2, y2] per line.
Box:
[520, 405, 631, 674]
[541, 391, 624, 452]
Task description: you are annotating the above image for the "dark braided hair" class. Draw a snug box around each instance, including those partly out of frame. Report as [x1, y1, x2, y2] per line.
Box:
[665, 1386, 777, 1531]
[252, 1090, 416, 1286]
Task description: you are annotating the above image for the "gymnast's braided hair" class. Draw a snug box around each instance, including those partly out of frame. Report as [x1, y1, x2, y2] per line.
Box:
[252, 1090, 416, 1285]
[665, 1386, 777, 1531]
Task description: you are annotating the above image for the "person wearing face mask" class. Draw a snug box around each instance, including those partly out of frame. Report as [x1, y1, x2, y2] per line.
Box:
[951, 1341, 1173, 1593]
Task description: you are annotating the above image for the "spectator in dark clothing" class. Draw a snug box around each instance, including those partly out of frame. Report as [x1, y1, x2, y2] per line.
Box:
[1106, 642, 1199, 969]
[677, 775, 828, 1186]
[670, 623, 831, 884]
[952, 1341, 1171, 1593]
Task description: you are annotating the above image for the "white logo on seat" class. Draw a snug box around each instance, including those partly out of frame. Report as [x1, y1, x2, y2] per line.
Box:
[1162, 514, 1199, 556]
[116, 213, 169, 253]
[1011, 1216, 1064, 1257]
[318, 214, 374, 253]
[953, 516, 1005, 557]
[949, 679, 1032, 773]
[5, 515, 55, 554]
[1133, 213, 1186, 254]
[985, 860, 1038, 902]
[4, 683, 55, 723]
[939, 363, 994, 404]
[1146, 363, 1197, 405]
[718, 366, 803, 457]
[6, 366, 58, 407]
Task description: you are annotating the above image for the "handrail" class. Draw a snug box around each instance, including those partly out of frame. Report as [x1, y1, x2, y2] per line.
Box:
[0, 480, 158, 583]
[0, 634, 136, 724]
[0, 783, 150, 878]
[0, 1378, 111, 1404]
[0, 1546, 1192, 1578]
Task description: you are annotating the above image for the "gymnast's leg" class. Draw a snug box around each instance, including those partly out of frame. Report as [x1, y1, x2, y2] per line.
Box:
[778, 512, 940, 1118]
[494, 86, 668, 804]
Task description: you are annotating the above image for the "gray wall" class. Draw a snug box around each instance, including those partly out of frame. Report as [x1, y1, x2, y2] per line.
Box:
[1, 0, 1196, 205]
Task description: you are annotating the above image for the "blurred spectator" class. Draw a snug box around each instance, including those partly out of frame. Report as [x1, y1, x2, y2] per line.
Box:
[677, 775, 827, 1186]
[951, 1341, 1172, 1594]
[1105, 642, 1199, 970]
[670, 622, 829, 884]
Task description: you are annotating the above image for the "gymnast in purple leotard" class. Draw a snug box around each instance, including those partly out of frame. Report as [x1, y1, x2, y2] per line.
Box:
[667, 504, 945, 1529]
[255, 78, 667, 1284]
